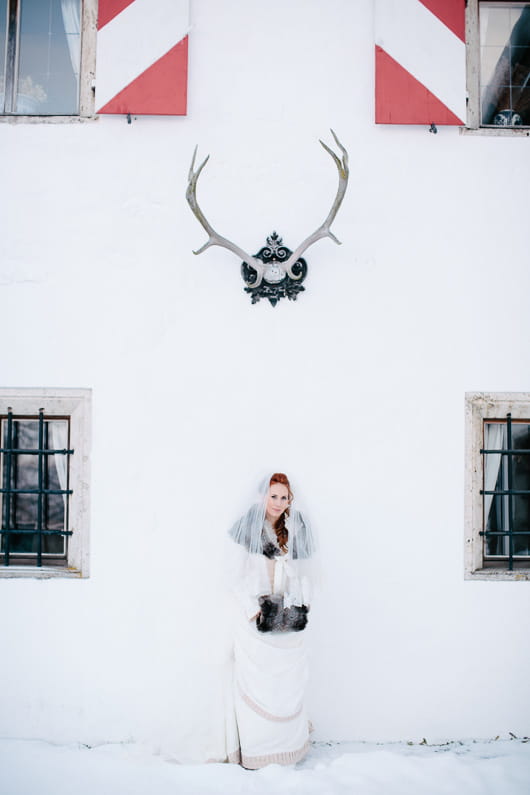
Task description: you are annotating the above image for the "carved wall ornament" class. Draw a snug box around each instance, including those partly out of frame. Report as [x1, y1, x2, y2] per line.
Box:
[240, 233, 307, 306]
[186, 130, 349, 306]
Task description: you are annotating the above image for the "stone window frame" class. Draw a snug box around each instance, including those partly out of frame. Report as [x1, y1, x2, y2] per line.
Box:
[0, 388, 91, 578]
[465, 391, 530, 580]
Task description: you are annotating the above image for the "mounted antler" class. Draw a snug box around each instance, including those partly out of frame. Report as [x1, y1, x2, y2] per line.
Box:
[185, 130, 349, 293]
[282, 129, 349, 280]
[186, 147, 266, 287]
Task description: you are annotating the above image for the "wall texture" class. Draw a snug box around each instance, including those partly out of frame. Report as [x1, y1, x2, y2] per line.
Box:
[1, 0, 529, 761]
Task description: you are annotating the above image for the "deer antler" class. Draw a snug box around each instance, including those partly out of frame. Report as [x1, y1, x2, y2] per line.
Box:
[186, 147, 266, 287]
[282, 129, 349, 280]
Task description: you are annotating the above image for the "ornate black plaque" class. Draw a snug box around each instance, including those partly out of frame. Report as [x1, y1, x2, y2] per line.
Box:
[241, 232, 308, 307]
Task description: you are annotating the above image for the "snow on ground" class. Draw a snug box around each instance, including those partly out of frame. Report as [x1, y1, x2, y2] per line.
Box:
[1, 736, 530, 795]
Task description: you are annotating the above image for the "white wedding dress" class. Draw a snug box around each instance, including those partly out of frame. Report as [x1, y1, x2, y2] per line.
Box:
[224, 524, 312, 769]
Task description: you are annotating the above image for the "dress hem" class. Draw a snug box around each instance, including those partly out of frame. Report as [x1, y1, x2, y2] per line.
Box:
[227, 748, 241, 764]
[239, 739, 310, 769]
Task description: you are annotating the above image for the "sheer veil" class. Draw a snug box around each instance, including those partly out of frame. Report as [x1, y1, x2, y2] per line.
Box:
[228, 472, 317, 559]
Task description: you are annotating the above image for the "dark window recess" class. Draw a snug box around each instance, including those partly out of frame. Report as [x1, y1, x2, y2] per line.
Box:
[0, 408, 73, 567]
[481, 4, 530, 126]
[481, 413, 530, 571]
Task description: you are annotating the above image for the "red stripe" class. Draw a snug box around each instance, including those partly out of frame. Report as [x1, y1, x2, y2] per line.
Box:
[98, 37, 188, 115]
[418, 0, 465, 42]
[98, 0, 136, 30]
[375, 46, 463, 125]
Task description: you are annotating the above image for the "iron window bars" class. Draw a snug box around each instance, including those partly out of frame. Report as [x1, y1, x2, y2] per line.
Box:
[480, 412, 530, 571]
[0, 408, 73, 567]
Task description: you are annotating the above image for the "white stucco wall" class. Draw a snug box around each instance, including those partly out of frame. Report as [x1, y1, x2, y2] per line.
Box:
[1, 0, 529, 760]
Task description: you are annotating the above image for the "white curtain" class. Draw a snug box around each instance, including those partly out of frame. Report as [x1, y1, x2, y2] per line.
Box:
[51, 420, 69, 511]
[60, 0, 81, 85]
[484, 423, 508, 555]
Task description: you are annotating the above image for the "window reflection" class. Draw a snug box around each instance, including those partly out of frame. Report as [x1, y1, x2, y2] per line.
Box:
[484, 422, 530, 557]
[480, 3, 530, 126]
[11, 0, 81, 115]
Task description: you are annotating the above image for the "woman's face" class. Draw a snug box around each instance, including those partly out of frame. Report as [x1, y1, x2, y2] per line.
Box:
[266, 482, 290, 523]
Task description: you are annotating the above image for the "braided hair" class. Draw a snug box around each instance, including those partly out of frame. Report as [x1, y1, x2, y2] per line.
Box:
[269, 473, 293, 553]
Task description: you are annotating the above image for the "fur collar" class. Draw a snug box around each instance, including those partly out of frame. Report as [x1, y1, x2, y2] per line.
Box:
[261, 520, 282, 559]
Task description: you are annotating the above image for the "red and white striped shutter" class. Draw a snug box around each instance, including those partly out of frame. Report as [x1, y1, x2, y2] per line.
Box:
[96, 0, 189, 115]
[375, 0, 466, 125]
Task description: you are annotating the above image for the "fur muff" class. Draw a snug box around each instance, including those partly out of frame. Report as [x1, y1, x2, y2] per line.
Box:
[282, 605, 308, 632]
[256, 595, 284, 632]
[256, 596, 309, 633]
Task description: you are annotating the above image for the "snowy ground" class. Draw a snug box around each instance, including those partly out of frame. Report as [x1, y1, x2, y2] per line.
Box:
[1, 736, 530, 795]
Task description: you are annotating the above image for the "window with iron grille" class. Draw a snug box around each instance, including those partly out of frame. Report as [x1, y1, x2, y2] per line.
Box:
[466, 1, 530, 132]
[0, 389, 91, 578]
[465, 393, 530, 579]
[0, 0, 96, 119]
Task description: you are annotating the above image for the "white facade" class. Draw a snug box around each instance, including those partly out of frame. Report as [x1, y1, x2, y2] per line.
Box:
[1, 0, 529, 761]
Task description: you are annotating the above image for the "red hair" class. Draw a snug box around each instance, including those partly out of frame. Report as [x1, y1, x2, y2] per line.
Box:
[269, 473, 293, 552]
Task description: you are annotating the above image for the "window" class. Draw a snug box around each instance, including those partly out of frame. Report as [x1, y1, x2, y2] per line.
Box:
[0, 389, 91, 577]
[465, 392, 530, 580]
[466, 1, 530, 131]
[0, 0, 96, 118]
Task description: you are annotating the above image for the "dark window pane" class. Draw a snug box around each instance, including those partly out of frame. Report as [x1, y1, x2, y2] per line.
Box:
[480, 4, 530, 125]
[511, 84, 530, 119]
[481, 85, 520, 126]
[16, 0, 81, 115]
[511, 45, 530, 83]
[1, 417, 68, 556]
[511, 424, 530, 545]
[484, 421, 530, 557]
[0, 0, 7, 111]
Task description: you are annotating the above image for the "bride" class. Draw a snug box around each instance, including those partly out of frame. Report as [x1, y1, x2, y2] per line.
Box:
[225, 473, 316, 769]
